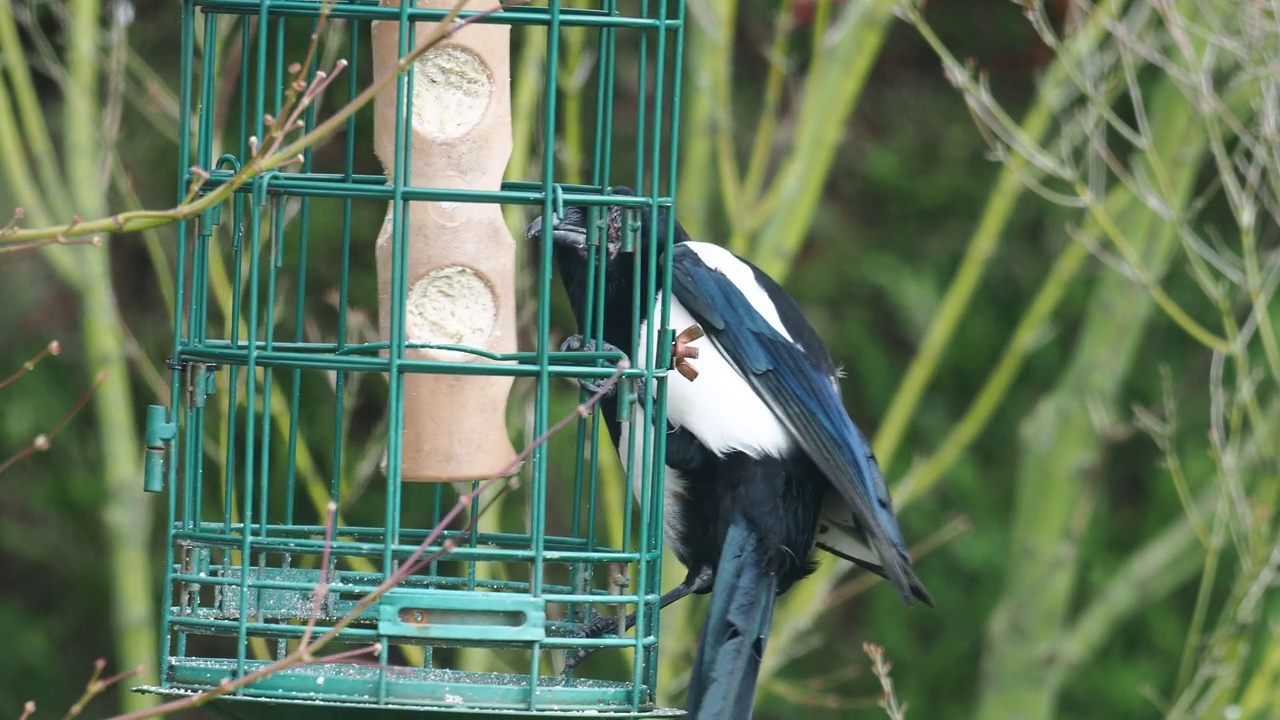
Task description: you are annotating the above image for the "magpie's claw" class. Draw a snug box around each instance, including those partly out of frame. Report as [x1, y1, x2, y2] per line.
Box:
[562, 612, 628, 673]
[560, 335, 630, 396]
[559, 334, 627, 357]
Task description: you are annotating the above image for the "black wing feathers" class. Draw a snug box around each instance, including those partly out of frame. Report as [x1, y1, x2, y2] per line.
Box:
[668, 244, 921, 604]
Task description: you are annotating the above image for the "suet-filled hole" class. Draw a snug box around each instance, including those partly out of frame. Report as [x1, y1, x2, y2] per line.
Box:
[412, 46, 492, 140]
[406, 265, 497, 357]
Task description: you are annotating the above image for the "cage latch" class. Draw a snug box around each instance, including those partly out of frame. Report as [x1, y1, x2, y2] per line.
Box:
[188, 362, 219, 408]
[143, 405, 177, 493]
[377, 589, 547, 644]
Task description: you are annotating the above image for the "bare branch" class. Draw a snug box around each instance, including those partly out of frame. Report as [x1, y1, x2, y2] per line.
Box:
[299, 499, 338, 653]
[862, 642, 907, 720]
[1, 0, 531, 248]
[0, 370, 106, 476]
[62, 659, 145, 720]
[0, 340, 61, 392]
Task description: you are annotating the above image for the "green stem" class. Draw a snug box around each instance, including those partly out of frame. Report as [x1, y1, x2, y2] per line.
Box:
[111, 159, 176, 319]
[1051, 511, 1205, 681]
[1077, 188, 1230, 352]
[675, 6, 716, 239]
[874, 0, 1123, 468]
[733, 0, 795, 244]
[893, 239, 1089, 508]
[0, 1, 73, 222]
[747, 0, 898, 280]
[81, 270, 157, 708]
[1174, 504, 1225, 695]
[710, 0, 742, 228]
[0, 71, 51, 224]
[976, 70, 1210, 719]
[1, 0, 506, 247]
[502, 27, 546, 241]
[56, 0, 158, 707]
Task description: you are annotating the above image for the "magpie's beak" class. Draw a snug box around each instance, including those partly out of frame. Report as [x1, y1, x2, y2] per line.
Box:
[526, 207, 589, 256]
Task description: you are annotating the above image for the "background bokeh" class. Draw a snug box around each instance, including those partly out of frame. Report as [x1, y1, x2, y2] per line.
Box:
[2, 0, 1277, 718]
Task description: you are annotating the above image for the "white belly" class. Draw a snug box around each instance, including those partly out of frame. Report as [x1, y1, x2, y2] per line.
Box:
[616, 286, 793, 556]
[645, 293, 793, 459]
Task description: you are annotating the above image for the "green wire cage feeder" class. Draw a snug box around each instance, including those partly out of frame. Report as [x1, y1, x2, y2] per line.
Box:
[138, 0, 686, 715]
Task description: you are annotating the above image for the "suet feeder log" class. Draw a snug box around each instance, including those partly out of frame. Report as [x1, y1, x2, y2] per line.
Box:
[371, 0, 519, 482]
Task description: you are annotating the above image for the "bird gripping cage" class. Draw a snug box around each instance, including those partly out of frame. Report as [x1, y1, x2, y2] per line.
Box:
[139, 0, 686, 715]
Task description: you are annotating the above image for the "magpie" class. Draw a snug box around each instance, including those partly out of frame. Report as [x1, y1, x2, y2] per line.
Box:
[528, 188, 930, 717]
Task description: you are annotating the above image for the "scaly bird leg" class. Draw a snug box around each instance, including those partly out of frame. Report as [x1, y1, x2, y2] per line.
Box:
[560, 335, 630, 396]
[563, 567, 715, 672]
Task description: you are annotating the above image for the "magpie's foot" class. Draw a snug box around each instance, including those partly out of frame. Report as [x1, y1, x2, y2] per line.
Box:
[560, 335, 630, 396]
[562, 612, 628, 673]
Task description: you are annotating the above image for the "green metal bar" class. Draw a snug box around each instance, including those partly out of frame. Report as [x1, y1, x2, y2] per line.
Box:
[232, 0, 272, 682]
[629, 5, 656, 706]
[163, 0, 200, 686]
[283, 15, 322, 529]
[379, 0, 418, 688]
[189, 234, 212, 529]
[530, 0, 565, 707]
[199, 170, 664, 204]
[186, 337, 626, 361]
[221, 157, 246, 537]
[194, 1, 680, 28]
[174, 522, 648, 549]
[647, 0, 684, 694]
[327, 16, 360, 533]
[189, 4, 223, 540]
[169, 570, 606, 595]
[167, 615, 660, 651]
[256, 192, 284, 542]
[237, 16, 251, 160]
[171, 535, 650, 564]
[568, 21, 614, 619]
[576, 0, 620, 632]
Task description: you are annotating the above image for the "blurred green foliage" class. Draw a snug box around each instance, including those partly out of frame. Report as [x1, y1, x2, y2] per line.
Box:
[3, 0, 1279, 719]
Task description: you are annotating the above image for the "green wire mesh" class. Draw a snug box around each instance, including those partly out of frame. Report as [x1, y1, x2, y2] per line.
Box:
[140, 0, 686, 716]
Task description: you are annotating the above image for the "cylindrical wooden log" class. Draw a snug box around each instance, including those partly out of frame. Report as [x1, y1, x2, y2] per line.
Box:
[371, 0, 518, 482]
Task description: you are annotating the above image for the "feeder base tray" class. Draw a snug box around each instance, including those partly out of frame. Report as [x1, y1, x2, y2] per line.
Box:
[137, 659, 685, 718]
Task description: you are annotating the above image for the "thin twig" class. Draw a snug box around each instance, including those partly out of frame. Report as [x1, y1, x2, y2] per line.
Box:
[861, 642, 907, 720]
[1, 0, 532, 247]
[62, 658, 145, 720]
[0, 207, 23, 236]
[0, 340, 60, 392]
[96, 0, 132, 189]
[0, 370, 105, 475]
[0, 234, 102, 254]
[298, 499, 338, 652]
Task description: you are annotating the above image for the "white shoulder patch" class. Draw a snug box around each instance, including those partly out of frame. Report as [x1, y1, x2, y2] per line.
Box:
[684, 242, 793, 341]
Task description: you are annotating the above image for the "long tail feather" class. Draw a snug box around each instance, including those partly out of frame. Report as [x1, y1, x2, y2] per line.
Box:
[687, 518, 777, 719]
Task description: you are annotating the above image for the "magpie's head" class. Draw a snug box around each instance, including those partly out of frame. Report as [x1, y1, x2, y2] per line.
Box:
[525, 197, 627, 265]
[525, 186, 686, 266]
[527, 186, 688, 323]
